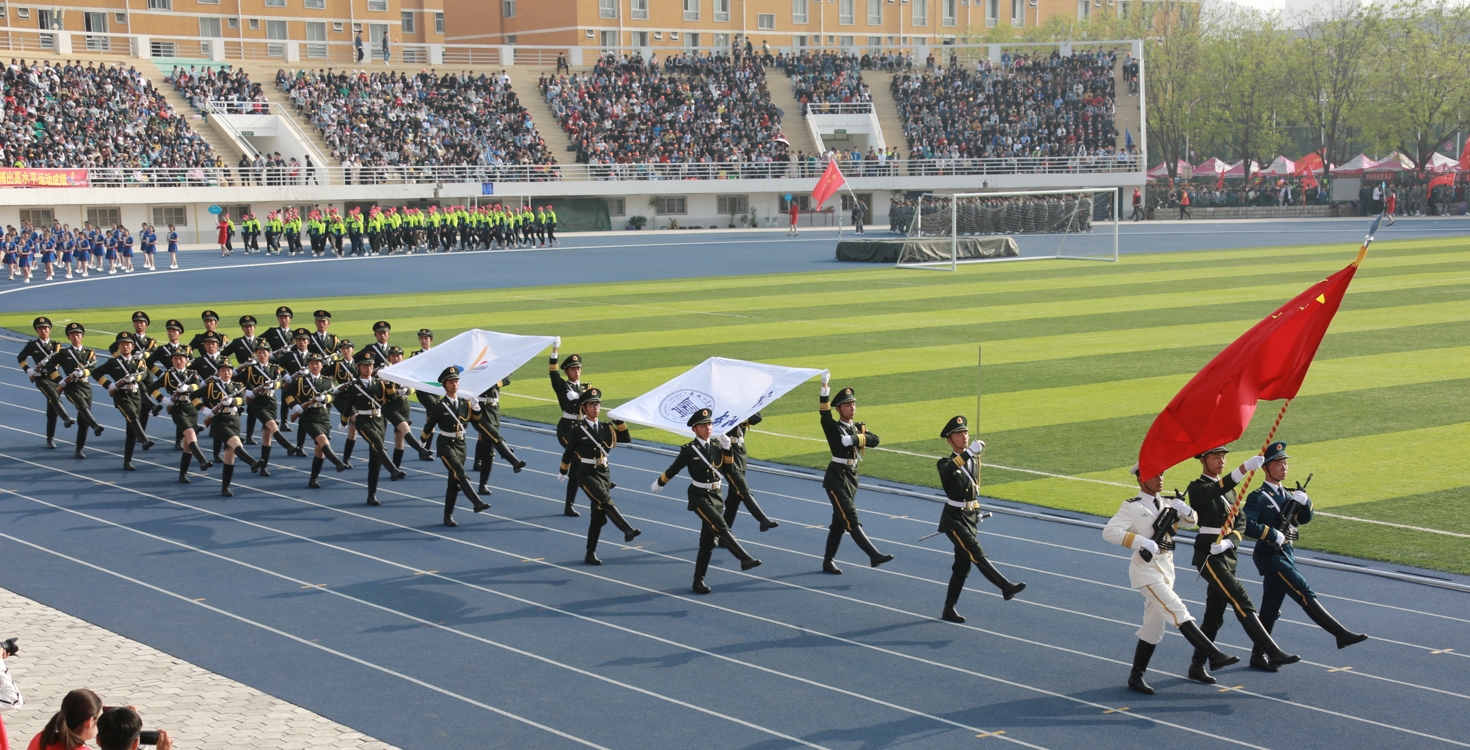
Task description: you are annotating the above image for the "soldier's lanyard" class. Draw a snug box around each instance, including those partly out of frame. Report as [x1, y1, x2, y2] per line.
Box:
[440, 397, 469, 434]
[249, 362, 271, 387]
[690, 440, 722, 479]
[578, 421, 611, 460]
[350, 379, 384, 410]
[841, 420, 863, 463]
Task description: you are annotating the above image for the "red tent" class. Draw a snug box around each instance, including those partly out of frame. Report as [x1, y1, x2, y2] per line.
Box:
[1222, 159, 1262, 178]
[1147, 159, 1192, 179]
[1330, 153, 1374, 176]
[1194, 157, 1230, 175]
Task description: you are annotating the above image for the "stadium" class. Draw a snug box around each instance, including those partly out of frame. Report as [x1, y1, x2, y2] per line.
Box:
[0, 1, 1467, 748]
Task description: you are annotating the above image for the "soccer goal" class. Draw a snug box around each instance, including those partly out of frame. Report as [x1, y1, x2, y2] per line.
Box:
[894, 188, 1120, 271]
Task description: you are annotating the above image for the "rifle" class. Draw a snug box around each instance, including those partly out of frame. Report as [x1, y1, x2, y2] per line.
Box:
[1265, 473, 1312, 552]
[1138, 489, 1187, 563]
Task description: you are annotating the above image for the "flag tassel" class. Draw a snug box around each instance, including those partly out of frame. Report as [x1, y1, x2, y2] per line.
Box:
[1216, 398, 1292, 544]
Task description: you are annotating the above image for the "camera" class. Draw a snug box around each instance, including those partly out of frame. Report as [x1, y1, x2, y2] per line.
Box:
[138, 731, 161, 745]
[2, 637, 17, 657]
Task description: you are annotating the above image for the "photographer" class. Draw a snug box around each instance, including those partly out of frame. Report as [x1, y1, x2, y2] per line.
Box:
[96, 708, 170, 750]
[1, 638, 22, 750]
[28, 688, 101, 750]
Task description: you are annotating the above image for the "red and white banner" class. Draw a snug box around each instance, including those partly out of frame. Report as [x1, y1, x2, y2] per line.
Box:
[0, 168, 90, 188]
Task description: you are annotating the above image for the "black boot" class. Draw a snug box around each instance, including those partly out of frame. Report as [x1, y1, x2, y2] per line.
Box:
[459, 477, 490, 513]
[273, 431, 297, 457]
[74, 426, 87, 459]
[375, 445, 405, 481]
[179, 452, 193, 483]
[233, 445, 260, 472]
[256, 446, 272, 477]
[605, 506, 641, 543]
[850, 525, 894, 567]
[174, 422, 184, 451]
[322, 444, 348, 472]
[295, 427, 307, 454]
[1239, 612, 1300, 667]
[212, 436, 222, 464]
[477, 451, 493, 494]
[692, 577, 711, 594]
[45, 411, 58, 448]
[122, 431, 136, 471]
[942, 574, 967, 622]
[443, 483, 459, 526]
[245, 413, 257, 445]
[1179, 620, 1240, 672]
[1187, 652, 1216, 684]
[717, 531, 762, 571]
[392, 448, 405, 470]
[220, 463, 235, 497]
[365, 454, 382, 506]
[190, 442, 213, 471]
[494, 440, 525, 473]
[1128, 640, 1157, 695]
[975, 556, 1026, 600]
[564, 476, 580, 516]
[942, 603, 966, 623]
[1302, 597, 1369, 649]
[308, 456, 324, 488]
[341, 438, 356, 468]
[405, 432, 433, 461]
[823, 527, 844, 574]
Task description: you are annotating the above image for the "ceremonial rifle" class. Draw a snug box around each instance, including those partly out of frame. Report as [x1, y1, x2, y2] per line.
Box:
[1263, 473, 1312, 552]
[1138, 489, 1187, 563]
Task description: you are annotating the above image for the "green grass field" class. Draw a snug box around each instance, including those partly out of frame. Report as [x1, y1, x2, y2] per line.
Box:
[9, 237, 1469, 574]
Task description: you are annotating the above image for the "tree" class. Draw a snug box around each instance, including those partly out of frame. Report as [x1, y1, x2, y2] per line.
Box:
[1361, 0, 1470, 170]
[1143, 1, 1211, 179]
[1200, 4, 1291, 178]
[1292, 0, 1382, 169]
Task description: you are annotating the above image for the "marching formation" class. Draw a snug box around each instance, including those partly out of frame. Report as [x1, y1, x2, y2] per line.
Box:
[15, 306, 1368, 694]
[225, 203, 560, 258]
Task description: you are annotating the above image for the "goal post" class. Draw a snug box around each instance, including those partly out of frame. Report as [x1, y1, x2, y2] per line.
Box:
[894, 188, 1121, 271]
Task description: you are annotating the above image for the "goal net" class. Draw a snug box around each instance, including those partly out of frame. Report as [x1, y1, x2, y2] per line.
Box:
[894, 188, 1120, 270]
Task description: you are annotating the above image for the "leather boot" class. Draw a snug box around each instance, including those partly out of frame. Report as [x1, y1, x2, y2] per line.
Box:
[605, 506, 641, 543]
[823, 527, 844, 574]
[405, 432, 433, 461]
[1128, 640, 1157, 694]
[1179, 620, 1241, 672]
[942, 574, 967, 622]
[564, 476, 580, 516]
[308, 457, 324, 488]
[850, 525, 894, 567]
[220, 463, 235, 497]
[392, 448, 405, 470]
[692, 577, 711, 594]
[376, 445, 405, 480]
[478, 451, 493, 495]
[717, 531, 762, 571]
[1240, 612, 1300, 667]
[74, 426, 87, 459]
[1187, 653, 1216, 684]
[322, 444, 348, 472]
[341, 438, 356, 468]
[189, 442, 213, 471]
[365, 455, 381, 506]
[1250, 619, 1277, 671]
[746, 494, 778, 531]
[122, 433, 136, 471]
[443, 484, 458, 527]
[458, 477, 490, 513]
[233, 445, 260, 472]
[1302, 597, 1369, 649]
[257, 446, 272, 477]
[245, 414, 257, 445]
[942, 604, 966, 623]
[179, 452, 193, 483]
[273, 431, 296, 456]
[975, 556, 1026, 600]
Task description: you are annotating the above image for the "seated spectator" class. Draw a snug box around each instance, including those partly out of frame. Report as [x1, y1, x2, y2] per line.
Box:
[775, 51, 870, 113]
[28, 688, 100, 750]
[0, 59, 218, 171]
[167, 64, 269, 114]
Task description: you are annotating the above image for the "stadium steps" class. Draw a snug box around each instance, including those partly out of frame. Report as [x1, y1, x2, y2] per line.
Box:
[864, 71, 905, 157]
[766, 78, 822, 159]
[502, 66, 572, 164]
[1112, 56, 1141, 151]
[232, 62, 341, 166]
[146, 66, 250, 164]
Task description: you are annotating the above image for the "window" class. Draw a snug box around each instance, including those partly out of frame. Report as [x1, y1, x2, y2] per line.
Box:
[867, 0, 882, 24]
[333, 21, 342, 31]
[0, 7, 7, 17]
[150, 40, 177, 56]
[795, 34, 807, 47]
[943, 0, 956, 25]
[839, 0, 853, 24]
[631, 30, 648, 45]
[606, 198, 626, 217]
[267, 19, 288, 56]
[366, 0, 387, 10]
[506, 34, 516, 43]
[631, 0, 648, 20]
[599, 29, 616, 48]
[435, 13, 443, 33]
[714, 32, 730, 48]
[758, 13, 774, 29]
[1012, 0, 1023, 24]
[599, 0, 616, 18]
[264, 0, 284, 7]
[683, 0, 698, 21]
[115, 12, 127, 23]
[249, 19, 259, 29]
[400, 11, 414, 31]
[16, 8, 29, 19]
[306, 21, 326, 56]
[502, 0, 515, 17]
[717, 195, 749, 214]
[654, 197, 687, 215]
[20, 208, 55, 225]
[304, 0, 322, 7]
[793, 0, 808, 23]
[199, 16, 221, 37]
[86, 207, 122, 228]
[1077, 0, 1089, 17]
[147, 0, 171, 10]
[779, 195, 810, 211]
[686, 32, 699, 49]
[839, 35, 854, 48]
[986, 0, 997, 24]
[840, 193, 873, 211]
[912, 0, 927, 24]
[153, 206, 188, 227]
[714, 0, 730, 21]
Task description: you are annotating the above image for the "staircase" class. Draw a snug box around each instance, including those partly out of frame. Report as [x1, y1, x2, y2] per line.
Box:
[864, 71, 907, 158]
[233, 62, 339, 166]
[765, 74, 821, 160]
[503, 66, 574, 164]
[146, 66, 249, 164]
[1113, 55, 1142, 152]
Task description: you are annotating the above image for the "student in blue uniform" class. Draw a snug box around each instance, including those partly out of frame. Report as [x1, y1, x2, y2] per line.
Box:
[167, 224, 180, 269]
[40, 233, 57, 281]
[3, 233, 17, 281]
[120, 227, 136, 273]
[140, 223, 157, 271]
[73, 233, 90, 278]
[104, 229, 120, 275]
[59, 230, 75, 279]
[17, 235, 34, 284]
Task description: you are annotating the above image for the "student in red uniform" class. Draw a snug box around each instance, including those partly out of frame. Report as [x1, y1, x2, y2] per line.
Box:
[27, 689, 101, 750]
[787, 200, 800, 236]
[1385, 188, 1397, 225]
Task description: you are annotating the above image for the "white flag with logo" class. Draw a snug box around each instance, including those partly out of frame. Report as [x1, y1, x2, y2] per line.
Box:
[378, 329, 556, 397]
[609, 357, 826, 437]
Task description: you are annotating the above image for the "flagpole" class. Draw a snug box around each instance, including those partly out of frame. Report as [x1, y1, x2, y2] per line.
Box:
[1215, 398, 1291, 545]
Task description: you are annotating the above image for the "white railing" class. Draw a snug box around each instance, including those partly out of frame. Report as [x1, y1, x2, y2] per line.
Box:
[802, 102, 874, 115]
[206, 100, 275, 116]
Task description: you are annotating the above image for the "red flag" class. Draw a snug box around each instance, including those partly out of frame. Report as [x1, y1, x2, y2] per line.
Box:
[1429, 172, 1456, 191]
[811, 159, 846, 209]
[1460, 139, 1470, 172]
[1137, 262, 1359, 479]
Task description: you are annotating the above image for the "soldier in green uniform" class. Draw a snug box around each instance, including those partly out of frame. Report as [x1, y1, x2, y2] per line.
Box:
[720, 413, 778, 534]
[54, 322, 105, 459]
[110, 311, 158, 433]
[222, 315, 265, 444]
[261, 306, 296, 432]
[152, 349, 213, 482]
[274, 328, 317, 453]
[382, 346, 434, 465]
[308, 310, 339, 357]
[93, 332, 156, 470]
[419, 367, 491, 526]
[409, 329, 439, 454]
[238, 341, 300, 477]
[145, 319, 190, 449]
[329, 339, 359, 468]
[342, 357, 407, 506]
[196, 364, 261, 497]
[470, 375, 528, 496]
[286, 352, 349, 488]
[1186, 446, 1300, 683]
[818, 377, 894, 574]
[558, 387, 640, 564]
[549, 340, 588, 517]
[190, 331, 230, 463]
[933, 416, 1025, 623]
[653, 408, 762, 594]
[356, 321, 393, 369]
[188, 310, 230, 356]
[17, 317, 76, 449]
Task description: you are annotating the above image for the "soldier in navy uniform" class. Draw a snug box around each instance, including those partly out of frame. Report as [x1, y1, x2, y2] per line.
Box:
[470, 375, 527, 495]
[54, 322, 105, 459]
[261, 306, 296, 432]
[720, 413, 778, 533]
[933, 416, 1025, 623]
[653, 408, 763, 594]
[16, 317, 75, 449]
[1243, 442, 1367, 670]
[549, 339, 588, 517]
[221, 315, 264, 444]
[152, 348, 212, 482]
[419, 367, 491, 526]
[342, 357, 407, 507]
[558, 387, 640, 564]
[93, 332, 156, 471]
[1186, 446, 1300, 683]
[818, 377, 893, 574]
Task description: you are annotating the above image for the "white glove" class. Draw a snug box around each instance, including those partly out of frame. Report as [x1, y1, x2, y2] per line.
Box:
[820, 370, 830, 386]
[289, 405, 303, 418]
[244, 389, 255, 400]
[1242, 454, 1266, 473]
[556, 471, 567, 483]
[716, 434, 731, 450]
[840, 434, 854, 447]
[1169, 497, 1191, 516]
[553, 336, 561, 349]
[566, 389, 580, 401]
[282, 372, 295, 383]
[967, 439, 985, 456]
[1209, 539, 1235, 556]
[160, 395, 173, 407]
[651, 480, 664, 493]
[107, 385, 117, 396]
[1292, 490, 1309, 506]
[1137, 538, 1160, 555]
[1271, 529, 1286, 545]
[199, 407, 214, 421]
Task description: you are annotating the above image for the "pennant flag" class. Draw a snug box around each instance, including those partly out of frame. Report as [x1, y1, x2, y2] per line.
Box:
[810, 159, 846, 209]
[609, 357, 826, 438]
[1125, 129, 1135, 149]
[379, 329, 556, 397]
[1137, 245, 1370, 479]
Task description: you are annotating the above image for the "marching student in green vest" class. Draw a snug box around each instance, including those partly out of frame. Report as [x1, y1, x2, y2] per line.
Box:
[285, 208, 303, 255]
[720, 413, 778, 533]
[92, 332, 156, 471]
[818, 376, 894, 574]
[286, 352, 349, 488]
[558, 387, 640, 564]
[382, 346, 434, 465]
[328, 209, 346, 256]
[347, 208, 365, 256]
[470, 374, 528, 496]
[653, 407, 762, 594]
[153, 348, 212, 482]
[237, 340, 300, 478]
[549, 339, 588, 517]
[343, 357, 406, 507]
[544, 205, 559, 247]
[195, 363, 262, 497]
[265, 211, 283, 254]
[419, 367, 491, 526]
[933, 415, 1025, 623]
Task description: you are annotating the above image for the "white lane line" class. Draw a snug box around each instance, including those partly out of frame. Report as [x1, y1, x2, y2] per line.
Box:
[0, 525, 609, 750]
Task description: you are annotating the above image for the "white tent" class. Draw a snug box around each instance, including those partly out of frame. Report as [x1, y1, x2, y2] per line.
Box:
[1266, 155, 1295, 176]
[1428, 152, 1463, 173]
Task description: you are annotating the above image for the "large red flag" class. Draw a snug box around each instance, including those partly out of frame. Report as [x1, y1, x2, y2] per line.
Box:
[811, 159, 846, 209]
[1137, 262, 1359, 479]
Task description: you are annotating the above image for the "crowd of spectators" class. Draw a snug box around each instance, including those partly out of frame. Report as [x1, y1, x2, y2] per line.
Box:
[166, 64, 269, 114]
[540, 50, 790, 177]
[0, 58, 219, 170]
[891, 50, 1125, 171]
[775, 51, 870, 113]
[275, 67, 557, 172]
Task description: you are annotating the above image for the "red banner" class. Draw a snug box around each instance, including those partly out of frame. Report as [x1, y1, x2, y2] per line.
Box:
[0, 168, 90, 188]
[810, 160, 846, 210]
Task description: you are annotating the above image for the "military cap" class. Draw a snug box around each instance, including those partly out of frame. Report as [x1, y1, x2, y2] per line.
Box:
[1194, 446, 1231, 459]
[254, 340, 272, 352]
[64, 322, 85, 336]
[1129, 462, 1140, 477]
[939, 414, 969, 438]
[372, 321, 391, 333]
[274, 305, 294, 318]
[830, 386, 857, 407]
[580, 386, 603, 404]
[292, 327, 311, 340]
[313, 309, 332, 321]
[32, 316, 52, 330]
[438, 366, 461, 383]
[169, 348, 190, 359]
[386, 345, 404, 356]
[201, 310, 219, 322]
[114, 331, 134, 343]
[687, 407, 714, 427]
[200, 331, 223, 344]
[560, 353, 583, 371]
[1263, 441, 1289, 463]
[355, 357, 376, 369]
[306, 352, 326, 363]
[131, 311, 151, 324]
[238, 314, 258, 327]
[165, 319, 185, 333]
[337, 339, 354, 350]
[416, 328, 433, 339]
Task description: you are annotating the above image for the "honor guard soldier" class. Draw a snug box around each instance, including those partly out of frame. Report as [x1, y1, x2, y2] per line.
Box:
[408, 329, 440, 452]
[309, 310, 339, 357]
[286, 352, 349, 488]
[189, 310, 230, 355]
[549, 339, 588, 517]
[382, 346, 435, 465]
[54, 323, 105, 459]
[343, 357, 407, 507]
[113, 311, 159, 433]
[145, 320, 190, 448]
[1243, 442, 1367, 669]
[190, 331, 230, 462]
[558, 387, 640, 564]
[222, 315, 264, 444]
[720, 413, 779, 533]
[329, 339, 360, 468]
[153, 349, 213, 482]
[818, 376, 894, 574]
[470, 374, 527, 496]
[277, 328, 319, 455]
[1186, 446, 1300, 683]
[934, 416, 1025, 623]
[238, 341, 301, 478]
[652, 408, 762, 594]
[419, 367, 491, 526]
[357, 321, 393, 368]
[17, 317, 76, 449]
[196, 364, 262, 497]
[1104, 462, 1239, 694]
[93, 332, 156, 470]
[262, 306, 296, 432]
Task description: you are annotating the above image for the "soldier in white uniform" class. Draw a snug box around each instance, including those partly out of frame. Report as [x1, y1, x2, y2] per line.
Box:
[1103, 463, 1239, 694]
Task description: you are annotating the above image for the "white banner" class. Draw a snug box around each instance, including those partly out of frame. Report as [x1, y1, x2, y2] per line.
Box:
[378, 329, 556, 397]
[609, 357, 826, 437]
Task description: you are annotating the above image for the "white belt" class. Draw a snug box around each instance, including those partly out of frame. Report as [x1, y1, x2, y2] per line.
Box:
[436, 429, 466, 440]
[1197, 526, 1224, 535]
[692, 479, 722, 491]
[579, 456, 608, 466]
[561, 411, 577, 420]
[830, 455, 856, 466]
[729, 436, 744, 445]
[484, 397, 499, 406]
[946, 499, 981, 510]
